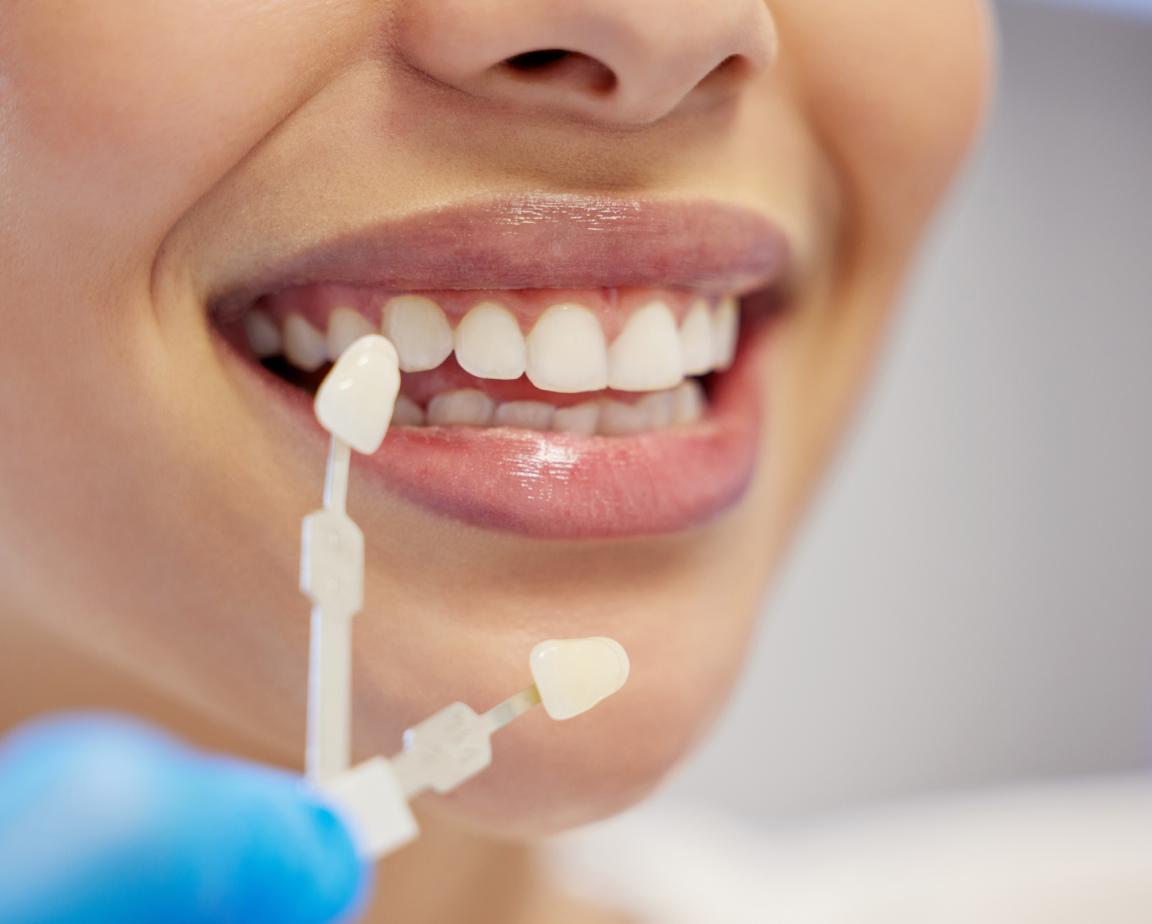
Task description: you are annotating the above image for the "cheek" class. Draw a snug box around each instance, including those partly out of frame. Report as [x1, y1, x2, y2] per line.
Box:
[777, 0, 993, 247]
[737, 2, 994, 547]
[0, 1, 357, 242]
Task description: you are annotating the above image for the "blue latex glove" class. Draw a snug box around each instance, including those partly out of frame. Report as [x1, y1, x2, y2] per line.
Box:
[0, 713, 368, 924]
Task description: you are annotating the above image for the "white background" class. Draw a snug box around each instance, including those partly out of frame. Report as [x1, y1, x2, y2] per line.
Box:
[664, 0, 1152, 822]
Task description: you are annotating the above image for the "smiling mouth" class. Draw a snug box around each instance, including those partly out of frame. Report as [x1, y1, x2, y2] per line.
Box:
[209, 196, 789, 539]
[240, 285, 740, 436]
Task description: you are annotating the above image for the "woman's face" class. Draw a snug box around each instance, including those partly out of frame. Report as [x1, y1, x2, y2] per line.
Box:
[0, 1, 990, 835]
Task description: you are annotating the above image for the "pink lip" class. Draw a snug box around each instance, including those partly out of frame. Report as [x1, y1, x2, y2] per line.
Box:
[215, 196, 786, 539]
[238, 328, 768, 539]
[376, 331, 766, 539]
[212, 195, 789, 314]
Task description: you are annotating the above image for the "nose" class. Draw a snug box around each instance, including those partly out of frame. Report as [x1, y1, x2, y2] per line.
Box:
[399, 0, 777, 125]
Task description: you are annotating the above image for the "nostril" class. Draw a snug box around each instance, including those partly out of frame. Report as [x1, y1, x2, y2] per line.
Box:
[499, 49, 617, 96]
[697, 54, 756, 91]
[505, 49, 572, 71]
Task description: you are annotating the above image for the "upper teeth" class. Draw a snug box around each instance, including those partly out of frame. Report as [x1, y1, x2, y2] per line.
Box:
[607, 300, 683, 392]
[455, 301, 527, 381]
[711, 297, 739, 372]
[678, 300, 714, 376]
[282, 314, 328, 371]
[327, 307, 375, 360]
[526, 303, 610, 393]
[264, 294, 739, 391]
[381, 295, 454, 372]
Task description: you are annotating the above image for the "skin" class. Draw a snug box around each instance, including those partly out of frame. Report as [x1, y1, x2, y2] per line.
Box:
[0, 1, 992, 921]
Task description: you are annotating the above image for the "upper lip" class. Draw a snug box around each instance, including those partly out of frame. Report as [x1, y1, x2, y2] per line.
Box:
[210, 194, 790, 317]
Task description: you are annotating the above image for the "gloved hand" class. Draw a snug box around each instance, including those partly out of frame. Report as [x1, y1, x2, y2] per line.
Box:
[0, 713, 368, 924]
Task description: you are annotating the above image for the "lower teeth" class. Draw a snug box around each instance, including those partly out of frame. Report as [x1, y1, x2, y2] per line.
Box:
[391, 380, 705, 436]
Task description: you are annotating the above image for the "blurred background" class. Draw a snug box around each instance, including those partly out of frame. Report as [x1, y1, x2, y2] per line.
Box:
[662, 0, 1152, 823]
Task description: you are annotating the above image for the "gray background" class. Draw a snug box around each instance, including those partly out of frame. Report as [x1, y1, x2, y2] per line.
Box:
[664, 0, 1152, 822]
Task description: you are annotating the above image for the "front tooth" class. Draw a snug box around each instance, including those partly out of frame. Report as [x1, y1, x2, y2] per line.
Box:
[607, 301, 683, 392]
[672, 380, 705, 426]
[637, 391, 674, 429]
[327, 307, 375, 361]
[598, 399, 652, 436]
[711, 296, 739, 370]
[426, 389, 495, 427]
[381, 295, 453, 372]
[598, 390, 677, 436]
[283, 314, 328, 371]
[391, 394, 426, 427]
[454, 302, 526, 380]
[525, 304, 609, 393]
[494, 401, 554, 431]
[244, 309, 282, 358]
[679, 300, 714, 375]
[553, 401, 600, 436]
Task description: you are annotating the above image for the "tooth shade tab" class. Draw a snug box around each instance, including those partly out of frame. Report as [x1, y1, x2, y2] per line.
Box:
[454, 302, 526, 380]
[525, 304, 609, 393]
[530, 637, 630, 720]
[607, 300, 683, 392]
[382, 295, 453, 372]
[284, 314, 328, 371]
[314, 335, 401, 454]
[327, 307, 375, 361]
[244, 309, 282, 358]
[678, 300, 714, 376]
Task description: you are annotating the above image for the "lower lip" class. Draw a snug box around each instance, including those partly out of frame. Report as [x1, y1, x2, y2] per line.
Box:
[227, 324, 770, 540]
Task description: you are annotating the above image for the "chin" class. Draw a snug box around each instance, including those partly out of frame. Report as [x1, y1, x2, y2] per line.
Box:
[409, 630, 742, 840]
[328, 536, 766, 840]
